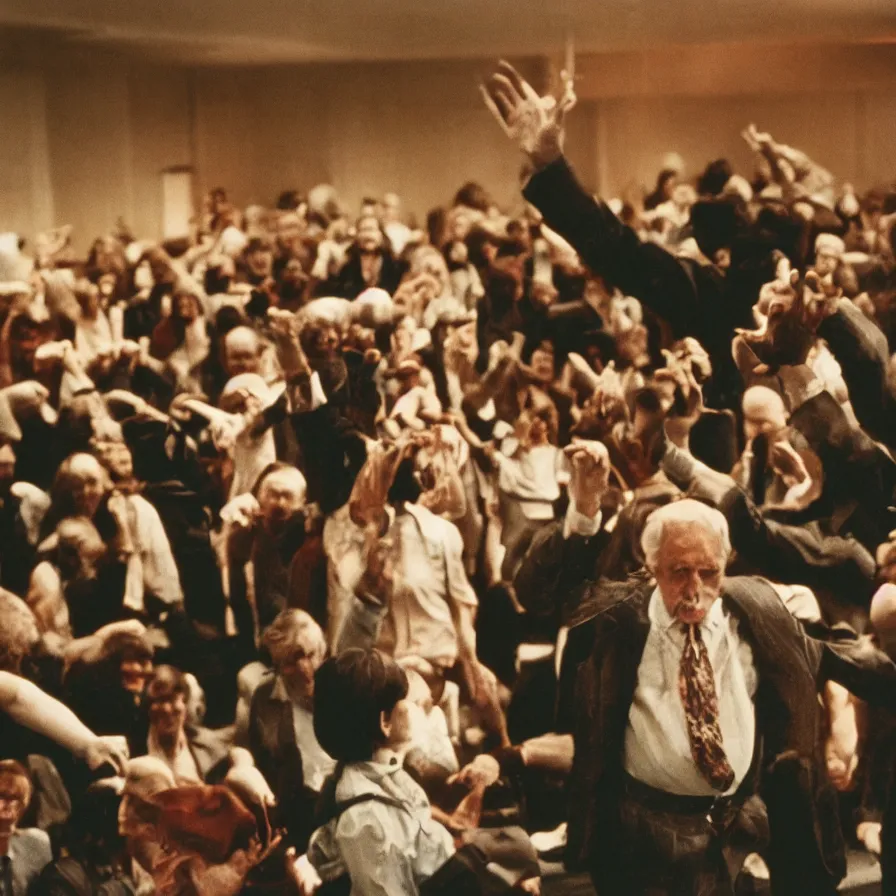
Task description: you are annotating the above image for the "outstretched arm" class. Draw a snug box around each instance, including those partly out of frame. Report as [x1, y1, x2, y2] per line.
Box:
[0, 671, 128, 772]
[481, 61, 715, 359]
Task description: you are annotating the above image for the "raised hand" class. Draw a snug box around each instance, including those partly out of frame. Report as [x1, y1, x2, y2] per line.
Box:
[267, 307, 310, 378]
[481, 61, 576, 170]
[564, 439, 610, 518]
[736, 269, 841, 370]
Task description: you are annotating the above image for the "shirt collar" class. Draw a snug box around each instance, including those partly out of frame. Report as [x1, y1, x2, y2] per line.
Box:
[270, 675, 290, 703]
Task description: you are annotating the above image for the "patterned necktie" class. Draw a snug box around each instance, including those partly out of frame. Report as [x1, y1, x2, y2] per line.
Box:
[679, 623, 736, 792]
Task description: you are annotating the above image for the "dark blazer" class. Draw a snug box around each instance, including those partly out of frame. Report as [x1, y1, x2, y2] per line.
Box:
[247, 675, 317, 850]
[561, 574, 896, 896]
[332, 248, 403, 300]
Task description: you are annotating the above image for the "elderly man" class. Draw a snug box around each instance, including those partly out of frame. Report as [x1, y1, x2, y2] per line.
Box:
[225, 463, 327, 647]
[559, 475, 896, 895]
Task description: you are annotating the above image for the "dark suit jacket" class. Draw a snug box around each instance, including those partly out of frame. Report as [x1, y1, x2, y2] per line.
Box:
[247, 674, 317, 850]
[561, 574, 896, 895]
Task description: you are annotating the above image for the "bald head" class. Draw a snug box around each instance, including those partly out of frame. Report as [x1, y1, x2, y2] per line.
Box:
[223, 326, 262, 377]
[742, 386, 787, 442]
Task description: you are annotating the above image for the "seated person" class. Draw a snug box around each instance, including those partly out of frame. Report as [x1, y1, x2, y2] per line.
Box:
[142, 665, 273, 804]
[247, 610, 334, 850]
[30, 779, 138, 896]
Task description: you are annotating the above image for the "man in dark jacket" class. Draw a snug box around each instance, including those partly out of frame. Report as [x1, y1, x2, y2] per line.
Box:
[557, 494, 896, 895]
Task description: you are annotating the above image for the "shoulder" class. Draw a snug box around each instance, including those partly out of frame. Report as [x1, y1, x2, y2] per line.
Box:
[722, 575, 787, 614]
[568, 573, 653, 631]
[12, 827, 52, 865]
[250, 672, 278, 706]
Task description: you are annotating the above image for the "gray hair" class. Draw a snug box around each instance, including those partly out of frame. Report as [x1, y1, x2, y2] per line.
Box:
[262, 609, 327, 669]
[640, 499, 731, 572]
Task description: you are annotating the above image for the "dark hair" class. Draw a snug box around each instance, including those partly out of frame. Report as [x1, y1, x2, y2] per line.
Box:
[145, 665, 188, 705]
[62, 782, 126, 862]
[100, 630, 154, 665]
[697, 159, 734, 197]
[276, 190, 303, 211]
[453, 182, 492, 212]
[313, 649, 408, 762]
[387, 456, 423, 506]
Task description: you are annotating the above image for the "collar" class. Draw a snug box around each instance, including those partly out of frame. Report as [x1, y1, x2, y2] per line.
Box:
[369, 748, 405, 772]
[270, 675, 290, 703]
[648, 587, 724, 634]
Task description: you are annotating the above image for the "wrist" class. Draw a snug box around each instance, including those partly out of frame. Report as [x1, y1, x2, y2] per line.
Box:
[490, 744, 526, 777]
[572, 496, 601, 519]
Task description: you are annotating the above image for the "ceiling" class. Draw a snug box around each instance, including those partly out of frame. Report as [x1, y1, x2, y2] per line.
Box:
[1, 0, 895, 66]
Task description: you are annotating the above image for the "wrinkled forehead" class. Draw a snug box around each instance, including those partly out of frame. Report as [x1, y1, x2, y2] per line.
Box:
[658, 521, 722, 558]
[260, 467, 306, 497]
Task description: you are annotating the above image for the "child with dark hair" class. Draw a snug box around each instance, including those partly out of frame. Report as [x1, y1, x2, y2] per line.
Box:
[306, 649, 456, 894]
[302, 650, 538, 896]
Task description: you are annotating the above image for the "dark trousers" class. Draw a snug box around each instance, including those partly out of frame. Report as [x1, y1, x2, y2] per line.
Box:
[591, 794, 734, 896]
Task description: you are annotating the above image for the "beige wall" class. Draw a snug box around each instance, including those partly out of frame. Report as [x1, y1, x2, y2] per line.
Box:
[0, 43, 894, 251]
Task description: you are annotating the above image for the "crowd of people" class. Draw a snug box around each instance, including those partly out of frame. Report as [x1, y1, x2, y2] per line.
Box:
[0, 59, 895, 895]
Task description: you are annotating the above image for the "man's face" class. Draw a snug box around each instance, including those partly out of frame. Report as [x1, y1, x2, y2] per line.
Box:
[94, 439, 134, 482]
[258, 469, 305, 530]
[69, 456, 107, 518]
[356, 216, 382, 253]
[0, 444, 15, 489]
[276, 644, 318, 698]
[530, 347, 555, 384]
[224, 333, 260, 377]
[654, 522, 723, 625]
[0, 777, 27, 836]
[814, 250, 839, 278]
[282, 258, 304, 285]
[149, 692, 187, 740]
[247, 247, 273, 278]
[120, 658, 153, 695]
[277, 214, 304, 250]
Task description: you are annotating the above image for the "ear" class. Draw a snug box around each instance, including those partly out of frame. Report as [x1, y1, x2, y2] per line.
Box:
[379, 710, 391, 741]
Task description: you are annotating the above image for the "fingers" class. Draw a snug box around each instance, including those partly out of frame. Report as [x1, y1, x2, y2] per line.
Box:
[480, 85, 513, 134]
[496, 59, 529, 97]
[487, 73, 522, 125]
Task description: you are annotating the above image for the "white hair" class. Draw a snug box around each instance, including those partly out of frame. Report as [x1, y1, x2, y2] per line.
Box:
[640, 499, 731, 571]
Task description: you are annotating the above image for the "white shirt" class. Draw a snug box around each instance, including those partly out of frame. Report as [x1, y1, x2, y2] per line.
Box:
[382, 503, 478, 669]
[624, 588, 757, 796]
[271, 676, 336, 792]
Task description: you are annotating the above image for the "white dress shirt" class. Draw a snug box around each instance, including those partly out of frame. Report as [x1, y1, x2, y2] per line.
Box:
[624, 588, 757, 796]
[382, 503, 478, 669]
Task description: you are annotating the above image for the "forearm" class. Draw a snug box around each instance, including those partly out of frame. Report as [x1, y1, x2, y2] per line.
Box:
[817, 302, 896, 447]
[454, 603, 478, 664]
[0, 673, 97, 758]
[520, 733, 574, 773]
[335, 595, 388, 653]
